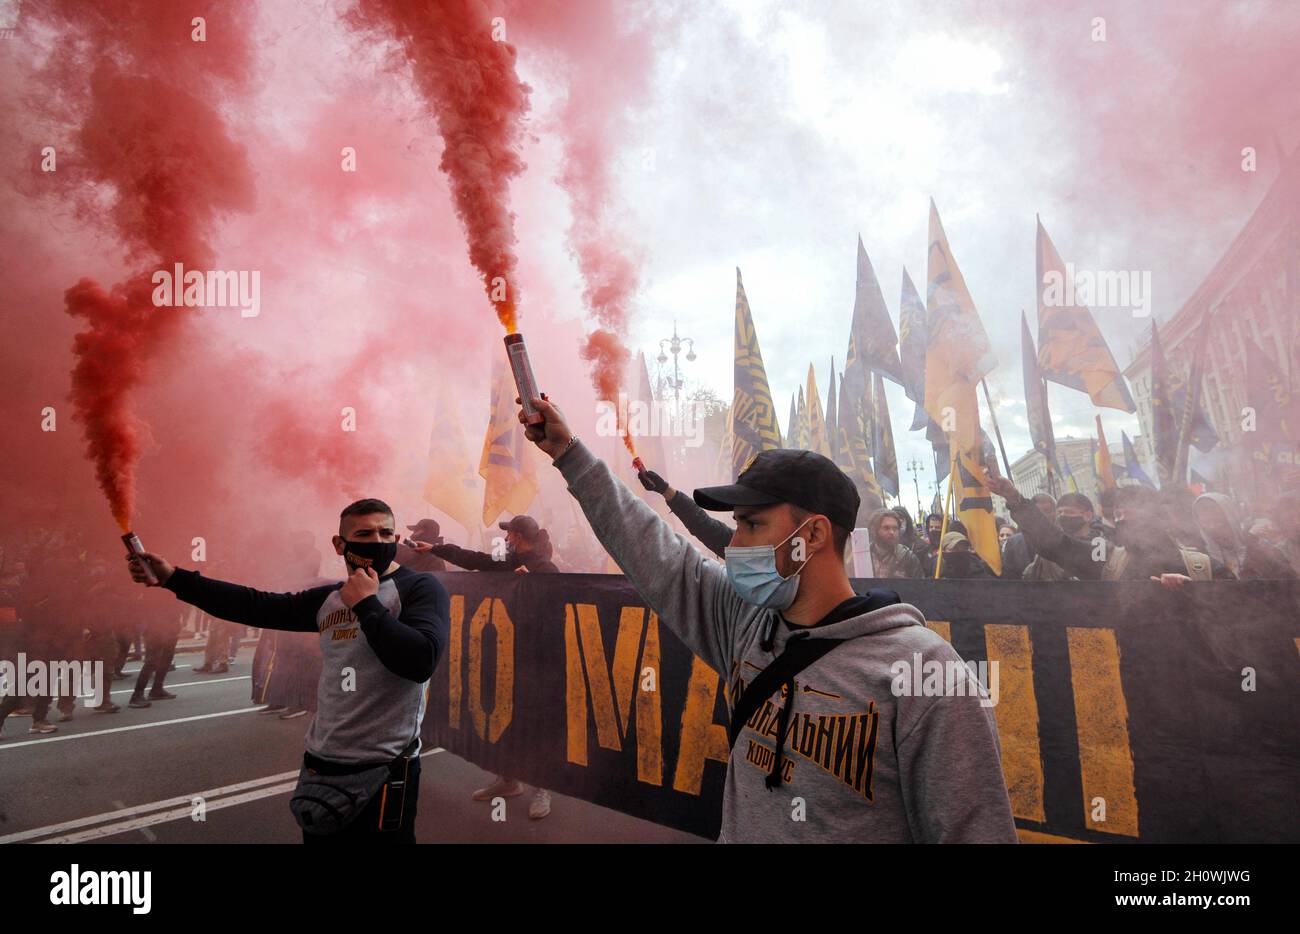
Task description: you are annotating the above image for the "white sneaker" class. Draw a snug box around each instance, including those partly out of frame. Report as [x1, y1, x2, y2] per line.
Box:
[528, 788, 551, 820]
[471, 776, 524, 801]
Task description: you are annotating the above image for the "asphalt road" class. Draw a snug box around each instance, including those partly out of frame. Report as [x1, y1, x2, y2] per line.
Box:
[0, 646, 707, 845]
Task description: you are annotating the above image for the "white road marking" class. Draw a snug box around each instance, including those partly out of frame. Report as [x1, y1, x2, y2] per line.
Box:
[0, 707, 265, 751]
[0, 770, 300, 844]
[110, 675, 249, 696]
[7, 749, 446, 844]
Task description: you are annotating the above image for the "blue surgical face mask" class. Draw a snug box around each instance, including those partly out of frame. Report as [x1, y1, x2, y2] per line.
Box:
[725, 517, 813, 610]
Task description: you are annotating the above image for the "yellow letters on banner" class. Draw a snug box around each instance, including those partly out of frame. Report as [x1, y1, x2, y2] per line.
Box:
[926, 620, 952, 642]
[448, 594, 463, 729]
[672, 658, 730, 796]
[984, 624, 1046, 823]
[468, 598, 514, 742]
[1067, 627, 1138, 836]
[564, 604, 664, 785]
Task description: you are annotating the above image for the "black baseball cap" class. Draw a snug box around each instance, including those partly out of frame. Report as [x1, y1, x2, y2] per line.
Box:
[694, 449, 860, 532]
[405, 519, 442, 542]
[499, 515, 541, 539]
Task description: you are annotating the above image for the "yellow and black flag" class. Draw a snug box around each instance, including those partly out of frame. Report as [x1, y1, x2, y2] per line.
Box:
[422, 384, 482, 536]
[1036, 218, 1136, 412]
[1245, 337, 1299, 473]
[1022, 310, 1059, 475]
[796, 385, 810, 449]
[836, 366, 884, 502]
[731, 268, 783, 479]
[843, 236, 905, 401]
[871, 372, 899, 497]
[806, 364, 834, 458]
[480, 352, 539, 525]
[954, 426, 1002, 576]
[924, 199, 996, 450]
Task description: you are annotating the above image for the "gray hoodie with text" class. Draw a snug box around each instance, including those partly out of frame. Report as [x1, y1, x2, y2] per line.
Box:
[556, 439, 1018, 843]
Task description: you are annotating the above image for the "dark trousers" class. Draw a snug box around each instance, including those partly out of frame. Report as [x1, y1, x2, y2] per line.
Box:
[133, 629, 178, 697]
[301, 757, 422, 845]
[0, 690, 51, 726]
[114, 633, 132, 674]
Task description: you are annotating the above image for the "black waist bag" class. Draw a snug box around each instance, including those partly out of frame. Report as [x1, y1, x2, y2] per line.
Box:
[290, 739, 417, 836]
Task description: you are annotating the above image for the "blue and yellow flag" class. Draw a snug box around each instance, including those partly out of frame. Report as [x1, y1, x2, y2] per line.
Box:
[785, 392, 799, 448]
[479, 352, 539, 525]
[1095, 416, 1117, 493]
[1036, 218, 1135, 412]
[1061, 458, 1079, 494]
[1121, 431, 1157, 489]
[731, 268, 783, 479]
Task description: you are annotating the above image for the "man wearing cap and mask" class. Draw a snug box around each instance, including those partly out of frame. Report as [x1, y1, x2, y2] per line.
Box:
[400, 519, 448, 573]
[415, 515, 558, 574]
[124, 498, 449, 843]
[517, 394, 1016, 843]
[936, 532, 997, 579]
[410, 514, 557, 818]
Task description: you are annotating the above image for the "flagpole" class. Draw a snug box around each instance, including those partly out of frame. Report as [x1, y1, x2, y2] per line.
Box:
[979, 379, 1013, 476]
[934, 446, 957, 579]
[1172, 313, 1213, 487]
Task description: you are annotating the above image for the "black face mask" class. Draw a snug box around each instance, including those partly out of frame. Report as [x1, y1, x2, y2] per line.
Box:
[942, 552, 972, 576]
[343, 540, 397, 576]
[1058, 515, 1088, 536]
[928, 529, 941, 547]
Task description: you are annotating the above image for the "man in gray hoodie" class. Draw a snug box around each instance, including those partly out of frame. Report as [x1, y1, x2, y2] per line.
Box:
[519, 395, 1017, 843]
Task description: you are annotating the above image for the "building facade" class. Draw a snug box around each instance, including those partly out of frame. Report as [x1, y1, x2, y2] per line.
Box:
[1122, 147, 1299, 500]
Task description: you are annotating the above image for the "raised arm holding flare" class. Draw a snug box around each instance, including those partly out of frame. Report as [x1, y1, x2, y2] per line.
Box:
[518, 394, 1017, 844]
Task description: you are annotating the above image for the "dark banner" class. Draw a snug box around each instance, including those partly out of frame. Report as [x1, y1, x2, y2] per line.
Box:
[424, 573, 1300, 843]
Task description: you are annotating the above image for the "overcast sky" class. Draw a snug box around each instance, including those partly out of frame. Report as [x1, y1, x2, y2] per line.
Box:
[516, 0, 1300, 507]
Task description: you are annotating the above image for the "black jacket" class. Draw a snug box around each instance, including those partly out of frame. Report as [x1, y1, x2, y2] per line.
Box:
[429, 543, 558, 573]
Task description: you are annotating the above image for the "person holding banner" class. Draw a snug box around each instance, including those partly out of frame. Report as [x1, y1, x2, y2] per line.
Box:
[518, 394, 1017, 844]
[986, 476, 1215, 586]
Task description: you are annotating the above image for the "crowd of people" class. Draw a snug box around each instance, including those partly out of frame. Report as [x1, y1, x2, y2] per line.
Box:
[3, 426, 1299, 846]
[3, 477, 1297, 740]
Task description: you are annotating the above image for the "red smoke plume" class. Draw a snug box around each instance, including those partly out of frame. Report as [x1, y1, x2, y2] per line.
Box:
[35, 4, 256, 529]
[348, 0, 531, 333]
[504, 0, 656, 458]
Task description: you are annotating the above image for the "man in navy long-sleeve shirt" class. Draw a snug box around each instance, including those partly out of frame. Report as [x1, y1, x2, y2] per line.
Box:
[127, 498, 449, 843]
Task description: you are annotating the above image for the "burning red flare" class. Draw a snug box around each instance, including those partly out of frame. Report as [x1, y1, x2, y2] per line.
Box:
[37, 4, 256, 531]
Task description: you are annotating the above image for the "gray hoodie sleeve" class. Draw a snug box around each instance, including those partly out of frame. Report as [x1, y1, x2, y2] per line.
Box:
[666, 489, 735, 558]
[554, 439, 744, 675]
[896, 681, 1019, 843]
